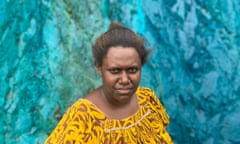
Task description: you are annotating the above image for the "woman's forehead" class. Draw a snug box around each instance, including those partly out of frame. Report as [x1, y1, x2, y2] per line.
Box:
[103, 47, 141, 66]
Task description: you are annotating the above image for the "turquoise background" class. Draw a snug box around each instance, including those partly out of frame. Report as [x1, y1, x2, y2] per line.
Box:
[1, 0, 240, 143]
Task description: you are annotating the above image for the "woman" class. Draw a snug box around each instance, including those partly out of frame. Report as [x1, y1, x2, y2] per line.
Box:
[45, 22, 173, 144]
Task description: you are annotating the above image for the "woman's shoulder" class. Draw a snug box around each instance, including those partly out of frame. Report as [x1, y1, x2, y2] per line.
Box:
[70, 98, 100, 114]
[45, 99, 103, 144]
[136, 86, 165, 108]
[136, 87, 170, 125]
[70, 89, 101, 112]
[62, 99, 91, 119]
[136, 87, 157, 101]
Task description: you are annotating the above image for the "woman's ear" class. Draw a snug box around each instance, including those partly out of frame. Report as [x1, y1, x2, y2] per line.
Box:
[95, 63, 102, 76]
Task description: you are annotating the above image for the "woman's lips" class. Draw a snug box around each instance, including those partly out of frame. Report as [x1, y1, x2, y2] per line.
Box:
[116, 89, 132, 95]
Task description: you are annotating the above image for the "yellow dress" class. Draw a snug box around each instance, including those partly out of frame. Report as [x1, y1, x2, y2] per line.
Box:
[45, 87, 173, 144]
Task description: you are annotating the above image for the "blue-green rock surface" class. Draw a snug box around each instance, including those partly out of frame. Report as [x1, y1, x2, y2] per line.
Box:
[0, 0, 239, 143]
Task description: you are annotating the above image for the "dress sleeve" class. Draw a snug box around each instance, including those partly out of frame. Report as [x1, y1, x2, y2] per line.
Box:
[152, 89, 170, 126]
[142, 87, 170, 126]
[44, 106, 75, 144]
[45, 101, 89, 144]
[138, 87, 173, 143]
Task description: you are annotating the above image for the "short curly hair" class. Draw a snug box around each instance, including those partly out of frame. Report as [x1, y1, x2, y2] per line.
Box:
[93, 22, 149, 66]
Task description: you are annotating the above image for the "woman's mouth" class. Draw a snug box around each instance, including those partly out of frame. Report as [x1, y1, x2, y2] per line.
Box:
[116, 88, 132, 95]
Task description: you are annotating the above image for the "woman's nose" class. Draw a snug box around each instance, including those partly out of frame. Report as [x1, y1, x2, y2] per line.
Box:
[119, 72, 130, 84]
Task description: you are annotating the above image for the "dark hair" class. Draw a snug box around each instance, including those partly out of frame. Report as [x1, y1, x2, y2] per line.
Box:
[93, 22, 149, 66]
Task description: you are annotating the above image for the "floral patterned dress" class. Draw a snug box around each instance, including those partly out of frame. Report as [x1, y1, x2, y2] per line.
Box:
[45, 87, 173, 144]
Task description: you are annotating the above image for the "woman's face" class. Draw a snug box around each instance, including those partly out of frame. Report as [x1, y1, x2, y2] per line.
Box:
[96, 46, 142, 105]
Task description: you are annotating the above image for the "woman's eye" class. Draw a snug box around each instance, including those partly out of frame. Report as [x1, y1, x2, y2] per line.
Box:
[109, 68, 120, 74]
[128, 67, 138, 73]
